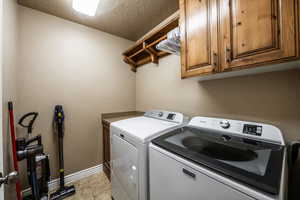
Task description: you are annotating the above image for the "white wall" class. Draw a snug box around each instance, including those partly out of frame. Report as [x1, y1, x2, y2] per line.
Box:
[17, 6, 136, 188]
[136, 55, 300, 142]
[2, 0, 19, 199]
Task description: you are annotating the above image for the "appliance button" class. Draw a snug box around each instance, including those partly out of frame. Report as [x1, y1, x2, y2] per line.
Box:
[220, 120, 230, 129]
[221, 135, 231, 142]
[158, 112, 163, 117]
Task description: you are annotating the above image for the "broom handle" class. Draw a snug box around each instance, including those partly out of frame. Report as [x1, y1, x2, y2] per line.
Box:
[8, 102, 22, 200]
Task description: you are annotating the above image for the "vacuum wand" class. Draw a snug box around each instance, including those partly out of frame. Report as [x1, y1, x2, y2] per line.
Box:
[50, 105, 76, 200]
[56, 106, 65, 188]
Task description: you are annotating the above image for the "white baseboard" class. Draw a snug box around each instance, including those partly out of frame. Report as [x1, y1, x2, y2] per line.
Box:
[22, 164, 103, 197]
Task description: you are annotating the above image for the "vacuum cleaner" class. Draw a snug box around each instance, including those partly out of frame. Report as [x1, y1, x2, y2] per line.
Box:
[50, 105, 76, 200]
[16, 112, 50, 200]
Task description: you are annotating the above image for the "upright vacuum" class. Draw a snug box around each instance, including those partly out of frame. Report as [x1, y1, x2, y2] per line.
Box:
[50, 105, 76, 200]
[16, 111, 50, 200]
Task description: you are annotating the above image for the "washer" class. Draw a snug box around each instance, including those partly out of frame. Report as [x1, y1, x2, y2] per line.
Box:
[110, 110, 187, 200]
[150, 117, 288, 200]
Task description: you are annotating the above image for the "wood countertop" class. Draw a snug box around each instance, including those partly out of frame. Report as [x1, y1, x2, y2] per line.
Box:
[101, 111, 144, 125]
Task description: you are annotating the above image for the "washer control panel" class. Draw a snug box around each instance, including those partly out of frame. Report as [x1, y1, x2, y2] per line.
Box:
[144, 110, 184, 124]
[243, 124, 263, 136]
[188, 117, 284, 145]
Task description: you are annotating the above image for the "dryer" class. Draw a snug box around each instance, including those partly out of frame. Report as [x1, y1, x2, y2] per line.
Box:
[110, 110, 187, 200]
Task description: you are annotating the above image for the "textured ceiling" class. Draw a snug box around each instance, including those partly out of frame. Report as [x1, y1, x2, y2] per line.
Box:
[18, 0, 179, 41]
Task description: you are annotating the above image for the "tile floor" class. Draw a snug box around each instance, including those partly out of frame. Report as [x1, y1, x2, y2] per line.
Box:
[65, 172, 111, 200]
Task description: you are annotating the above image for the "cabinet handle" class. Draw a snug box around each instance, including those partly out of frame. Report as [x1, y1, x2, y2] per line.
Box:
[182, 168, 196, 179]
[226, 48, 232, 63]
[213, 52, 218, 69]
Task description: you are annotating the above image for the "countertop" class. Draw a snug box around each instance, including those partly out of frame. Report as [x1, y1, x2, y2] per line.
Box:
[101, 111, 144, 125]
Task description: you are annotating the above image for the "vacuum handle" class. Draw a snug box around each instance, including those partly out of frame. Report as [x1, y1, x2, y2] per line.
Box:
[54, 105, 65, 138]
[18, 112, 39, 134]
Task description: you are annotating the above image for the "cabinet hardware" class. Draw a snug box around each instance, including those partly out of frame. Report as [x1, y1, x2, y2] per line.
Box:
[182, 168, 196, 179]
[213, 52, 218, 69]
[226, 48, 231, 63]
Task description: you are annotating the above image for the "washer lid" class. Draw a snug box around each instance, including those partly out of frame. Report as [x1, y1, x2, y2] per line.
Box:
[111, 116, 179, 143]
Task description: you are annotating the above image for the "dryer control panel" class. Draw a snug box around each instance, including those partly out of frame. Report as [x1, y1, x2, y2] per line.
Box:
[144, 110, 185, 124]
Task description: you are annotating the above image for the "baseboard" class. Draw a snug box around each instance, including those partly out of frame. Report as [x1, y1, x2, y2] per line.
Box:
[22, 164, 103, 197]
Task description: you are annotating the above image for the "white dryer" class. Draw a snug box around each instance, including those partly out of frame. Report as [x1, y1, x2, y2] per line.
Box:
[110, 110, 187, 200]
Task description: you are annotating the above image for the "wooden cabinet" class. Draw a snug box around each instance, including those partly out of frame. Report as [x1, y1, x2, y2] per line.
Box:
[180, 0, 219, 78]
[219, 0, 299, 71]
[180, 0, 299, 78]
[102, 120, 111, 181]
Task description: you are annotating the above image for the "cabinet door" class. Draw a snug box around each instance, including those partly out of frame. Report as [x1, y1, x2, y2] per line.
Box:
[150, 148, 255, 200]
[220, 0, 298, 71]
[180, 0, 219, 78]
[102, 122, 111, 180]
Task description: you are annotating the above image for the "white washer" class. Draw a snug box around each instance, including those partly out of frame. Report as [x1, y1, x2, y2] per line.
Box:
[110, 110, 187, 200]
[150, 117, 288, 200]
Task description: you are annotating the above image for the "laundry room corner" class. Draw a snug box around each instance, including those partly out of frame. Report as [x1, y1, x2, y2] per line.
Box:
[15, 5, 136, 190]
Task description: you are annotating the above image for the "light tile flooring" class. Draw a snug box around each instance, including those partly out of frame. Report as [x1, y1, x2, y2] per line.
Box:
[65, 172, 111, 200]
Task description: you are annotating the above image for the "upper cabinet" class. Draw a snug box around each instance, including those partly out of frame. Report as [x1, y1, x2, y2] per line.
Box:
[180, 0, 299, 78]
[180, 0, 219, 78]
[219, 0, 299, 71]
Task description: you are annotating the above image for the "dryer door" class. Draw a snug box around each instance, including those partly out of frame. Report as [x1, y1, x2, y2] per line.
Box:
[111, 134, 138, 200]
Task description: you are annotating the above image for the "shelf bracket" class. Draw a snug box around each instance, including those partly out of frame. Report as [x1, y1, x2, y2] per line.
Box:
[123, 56, 137, 72]
[143, 42, 159, 64]
[122, 11, 179, 70]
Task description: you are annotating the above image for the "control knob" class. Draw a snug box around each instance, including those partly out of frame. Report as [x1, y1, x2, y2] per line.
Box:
[158, 112, 164, 117]
[220, 120, 230, 129]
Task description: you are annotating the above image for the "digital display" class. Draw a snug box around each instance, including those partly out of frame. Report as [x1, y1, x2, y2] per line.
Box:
[243, 124, 262, 136]
[167, 113, 176, 120]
